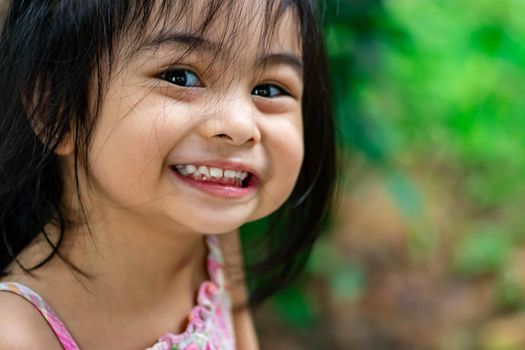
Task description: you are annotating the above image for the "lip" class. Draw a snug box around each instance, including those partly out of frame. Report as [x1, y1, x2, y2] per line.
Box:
[168, 160, 260, 199]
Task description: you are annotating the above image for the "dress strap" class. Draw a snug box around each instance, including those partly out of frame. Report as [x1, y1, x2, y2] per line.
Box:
[0, 282, 80, 350]
[205, 234, 226, 288]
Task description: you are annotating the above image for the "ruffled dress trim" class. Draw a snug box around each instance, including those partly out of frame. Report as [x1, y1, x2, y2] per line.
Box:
[147, 234, 236, 350]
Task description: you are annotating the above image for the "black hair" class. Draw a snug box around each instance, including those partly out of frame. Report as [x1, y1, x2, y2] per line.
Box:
[0, 0, 338, 306]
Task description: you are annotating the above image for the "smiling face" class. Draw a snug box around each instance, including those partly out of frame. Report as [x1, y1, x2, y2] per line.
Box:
[62, 2, 305, 235]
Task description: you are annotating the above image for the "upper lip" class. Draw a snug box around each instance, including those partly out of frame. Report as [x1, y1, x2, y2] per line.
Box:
[171, 160, 260, 179]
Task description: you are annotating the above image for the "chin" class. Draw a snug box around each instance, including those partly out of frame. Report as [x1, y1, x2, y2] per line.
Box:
[190, 221, 245, 235]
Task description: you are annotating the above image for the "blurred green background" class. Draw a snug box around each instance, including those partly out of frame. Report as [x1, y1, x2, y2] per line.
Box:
[251, 0, 525, 349]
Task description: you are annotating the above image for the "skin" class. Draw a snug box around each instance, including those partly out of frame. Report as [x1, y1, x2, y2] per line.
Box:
[0, 3, 303, 349]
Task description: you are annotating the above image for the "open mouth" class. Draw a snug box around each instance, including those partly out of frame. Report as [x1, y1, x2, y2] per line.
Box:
[170, 164, 257, 188]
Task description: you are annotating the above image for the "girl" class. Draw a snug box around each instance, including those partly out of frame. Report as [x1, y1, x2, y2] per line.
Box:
[0, 0, 337, 349]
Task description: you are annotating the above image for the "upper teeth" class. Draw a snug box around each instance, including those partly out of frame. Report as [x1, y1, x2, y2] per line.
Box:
[175, 164, 249, 181]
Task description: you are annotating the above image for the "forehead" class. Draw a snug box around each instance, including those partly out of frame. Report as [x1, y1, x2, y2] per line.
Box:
[127, 0, 302, 63]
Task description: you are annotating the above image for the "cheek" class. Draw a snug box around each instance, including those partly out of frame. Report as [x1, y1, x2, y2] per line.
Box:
[85, 96, 180, 203]
[86, 124, 157, 205]
[91, 87, 194, 163]
[269, 114, 304, 179]
[271, 131, 304, 196]
[253, 117, 304, 219]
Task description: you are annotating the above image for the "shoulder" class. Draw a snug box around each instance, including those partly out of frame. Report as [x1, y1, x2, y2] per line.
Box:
[0, 291, 63, 349]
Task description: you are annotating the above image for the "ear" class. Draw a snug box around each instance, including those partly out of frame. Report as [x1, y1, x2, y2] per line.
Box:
[53, 133, 75, 156]
[21, 75, 77, 157]
[32, 124, 75, 156]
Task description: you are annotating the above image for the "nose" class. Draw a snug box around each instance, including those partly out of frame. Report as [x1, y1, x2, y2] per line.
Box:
[197, 94, 262, 147]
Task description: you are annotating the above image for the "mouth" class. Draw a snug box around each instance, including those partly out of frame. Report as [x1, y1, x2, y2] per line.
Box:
[170, 163, 259, 193]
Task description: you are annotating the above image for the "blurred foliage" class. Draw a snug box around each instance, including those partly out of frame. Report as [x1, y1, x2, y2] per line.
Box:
[254, 0, 525, 349]
[367, 0, 525, 287]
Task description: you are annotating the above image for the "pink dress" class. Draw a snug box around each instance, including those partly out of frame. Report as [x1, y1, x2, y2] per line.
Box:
[0, 235, 236, 350]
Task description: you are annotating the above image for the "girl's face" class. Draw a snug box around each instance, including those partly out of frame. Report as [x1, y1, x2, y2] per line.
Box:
[68, 4, 304, 234]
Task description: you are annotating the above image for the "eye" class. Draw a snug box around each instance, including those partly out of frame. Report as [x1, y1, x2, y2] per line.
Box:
[161, 68, 201, 87]
[251, 84, 289, 98]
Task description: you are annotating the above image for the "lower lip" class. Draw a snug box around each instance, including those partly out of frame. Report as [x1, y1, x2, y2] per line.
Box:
[170, 169, 258, 199]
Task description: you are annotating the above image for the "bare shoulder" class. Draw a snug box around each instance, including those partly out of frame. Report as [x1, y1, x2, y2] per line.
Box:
[0, 292, 63, 349]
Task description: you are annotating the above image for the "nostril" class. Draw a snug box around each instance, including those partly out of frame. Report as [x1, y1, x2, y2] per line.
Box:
[216, 134, 233, 141]
[214, 133, 256, 146]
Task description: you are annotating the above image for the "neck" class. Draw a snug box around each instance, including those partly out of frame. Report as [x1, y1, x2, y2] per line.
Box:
[70, 207, 209, 305]
[8, 204, 210, 319]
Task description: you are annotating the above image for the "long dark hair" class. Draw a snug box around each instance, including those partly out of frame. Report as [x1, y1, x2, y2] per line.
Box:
[0, 0, 338, 306]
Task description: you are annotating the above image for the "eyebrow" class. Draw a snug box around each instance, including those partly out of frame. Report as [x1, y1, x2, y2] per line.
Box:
[139, 31, 304, 77]
[141, 31, 220, 52]
[257, 53, 303, 78]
